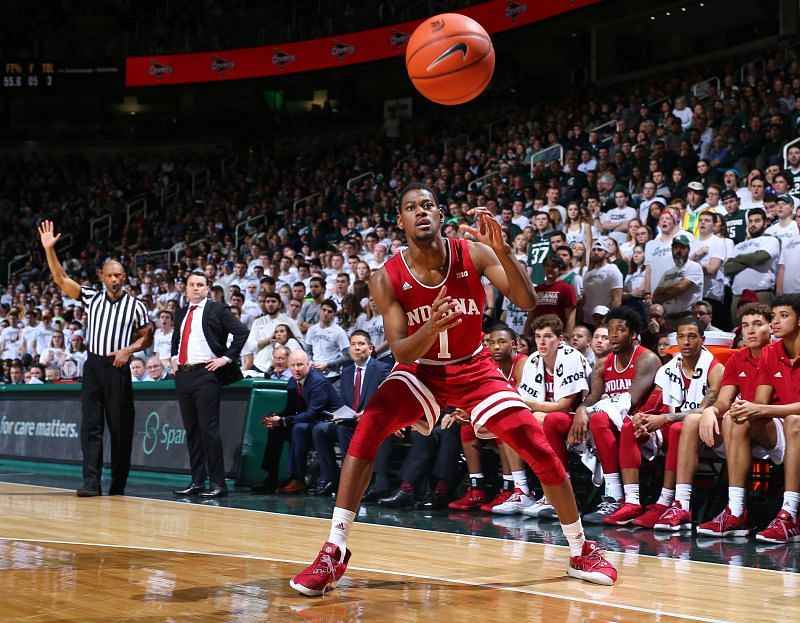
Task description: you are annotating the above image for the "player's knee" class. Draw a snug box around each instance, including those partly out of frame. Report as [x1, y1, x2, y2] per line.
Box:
[784, 414, 800, 436]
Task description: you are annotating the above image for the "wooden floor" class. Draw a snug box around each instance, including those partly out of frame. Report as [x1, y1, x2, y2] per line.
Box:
[0, 482, 797, 622]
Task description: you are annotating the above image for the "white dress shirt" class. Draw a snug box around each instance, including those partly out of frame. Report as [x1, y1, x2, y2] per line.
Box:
[178, 298, 215, 365]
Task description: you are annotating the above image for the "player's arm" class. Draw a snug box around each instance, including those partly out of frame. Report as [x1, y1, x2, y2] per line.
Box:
[370, 268, 460, 366]
[652, 279, 691, 304]
[461, 210, 537, 311]
[776, 264, 785, 295]
[38, 220, 81, 299]
[567, 358, 606, 445]
[628, 350, 660, 407]
[730, 383, 800, 420]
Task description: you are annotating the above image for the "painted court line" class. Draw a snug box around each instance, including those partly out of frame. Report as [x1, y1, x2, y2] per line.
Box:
[0, 536, 732, 623]
[0, 480, 794, 577]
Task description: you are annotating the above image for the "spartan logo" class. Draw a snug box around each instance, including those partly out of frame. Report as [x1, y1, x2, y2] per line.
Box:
[331, 40, 355, 59]
[426, 42, 468, 72]
[390, 29, 411, 48]
[211, 56, 235, 75]
[505, 1, 528, 21]
[147, 59, 173, 80]
[272, 48, 296, 69]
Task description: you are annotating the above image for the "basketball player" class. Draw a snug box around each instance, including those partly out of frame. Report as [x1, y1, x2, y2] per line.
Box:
[290, 184, 617, 595]
[576, 307, 661, 524]
[448, 325, 533, 514]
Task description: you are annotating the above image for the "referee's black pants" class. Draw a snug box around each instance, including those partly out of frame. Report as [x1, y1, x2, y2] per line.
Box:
[175, 367, 225, 488]
[81, 354, 135, 494]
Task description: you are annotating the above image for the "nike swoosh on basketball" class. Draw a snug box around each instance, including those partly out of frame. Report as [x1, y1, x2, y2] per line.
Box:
[426, 41, 468, 71]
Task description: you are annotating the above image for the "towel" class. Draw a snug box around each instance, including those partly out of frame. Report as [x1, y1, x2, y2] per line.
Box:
[654, 347, 715, 412]
[517, 343, 590, 403]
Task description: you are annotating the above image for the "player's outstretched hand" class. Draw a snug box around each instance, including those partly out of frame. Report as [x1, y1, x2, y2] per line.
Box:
[38, 220, 61, 249]
[459, 207, 507, 254]
[428, 285, 462, 334]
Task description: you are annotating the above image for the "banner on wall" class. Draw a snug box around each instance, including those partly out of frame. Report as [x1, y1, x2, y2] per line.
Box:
[125, 0, 600, 87]
[0, 392, 248, 476]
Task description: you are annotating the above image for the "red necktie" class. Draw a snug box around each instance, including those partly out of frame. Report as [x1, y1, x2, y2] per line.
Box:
[352, 366, 362, 411]
[178, 305, 197, 365]
[296, 382, 304, 407]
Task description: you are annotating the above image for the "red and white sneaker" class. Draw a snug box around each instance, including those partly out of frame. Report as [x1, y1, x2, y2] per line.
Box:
[631, 503, 670, 529]
[448, 487, 487, 511]
[653, 501, 692, 532]
[290, 542, 352, 596]
[697, 507, 749, 538]
[480, 489, 512, 513]
[567, 540, 618, 586]
[756, 510, 800, 544]
[603, 502, 644, 526]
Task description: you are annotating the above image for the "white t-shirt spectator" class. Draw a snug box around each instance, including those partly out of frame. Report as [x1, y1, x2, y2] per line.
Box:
[1, 325, 23, 359]
[766, 220, 800, 248]
[152, 328, 174, 360]
[600, 207, 637, 246]
[658, 260, 704, 317]
[779, 236, 800, 294]
[644, 230, 692, 296]
[34, 326, 54, 355]
[501, 298, 528, 337]
[305, 322, 350, 367]
[729, 234, 781, 295]
[582, 264, 623, 323]
[690, 235, 727, 302]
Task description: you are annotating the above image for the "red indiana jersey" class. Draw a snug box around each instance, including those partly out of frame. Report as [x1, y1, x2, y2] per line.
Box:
[384, 237, 485, 363]
[603, 345, 648, 398]
[503, 352, 527, 386]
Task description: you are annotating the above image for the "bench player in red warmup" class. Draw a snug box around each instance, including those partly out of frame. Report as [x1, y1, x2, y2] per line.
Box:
[290, 184, 617, 595]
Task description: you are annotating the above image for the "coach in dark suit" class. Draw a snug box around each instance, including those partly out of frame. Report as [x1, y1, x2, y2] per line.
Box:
[311, 330, 390, 495]
[172, 272, 248, 498]
[255, 349, 342, 494]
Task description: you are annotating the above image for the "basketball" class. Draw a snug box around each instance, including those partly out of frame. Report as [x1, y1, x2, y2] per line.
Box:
[405, 13, 495, 106]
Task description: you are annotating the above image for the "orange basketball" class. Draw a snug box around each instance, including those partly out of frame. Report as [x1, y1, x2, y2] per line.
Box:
[405, 13, 495, 106]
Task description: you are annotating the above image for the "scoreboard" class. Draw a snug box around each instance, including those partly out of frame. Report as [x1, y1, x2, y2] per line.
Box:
[1, 61, 123, 89]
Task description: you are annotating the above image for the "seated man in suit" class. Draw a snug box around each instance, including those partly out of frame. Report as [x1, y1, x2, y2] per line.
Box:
[311, 330, 391, 495]
[256, 349, 342, 494]
[265, 345, 292, 381]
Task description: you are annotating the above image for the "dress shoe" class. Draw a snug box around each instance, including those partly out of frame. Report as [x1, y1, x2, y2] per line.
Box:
[76, 487, 101, 498]
[378, 487, 415, 508]
[250, 479, 279, 494]
[363, 485, 391, 503]
[415, 490, 448, 511]
[173, 482, 206, 496]
[314, 481, 337, 496]
[199, 485, 228, 498]
[276, 479, 307, 494]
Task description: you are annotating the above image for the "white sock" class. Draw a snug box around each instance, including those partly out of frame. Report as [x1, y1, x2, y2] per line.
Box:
[561, 518, 586, 557]
[604, 473, 623, 501]
[512, 470, 530, 495]
[328, 507, 356, 560]
[728, 486, 746, 517]
[623, 484, 640, 506]
[781, 491, 800, 520]
[656, 487, 675, 507]
[675, 484, 692, 510]
[469, 472, 484, 480]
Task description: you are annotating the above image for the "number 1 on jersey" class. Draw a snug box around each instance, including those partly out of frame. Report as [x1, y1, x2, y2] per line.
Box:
[438, 329, 451, 358]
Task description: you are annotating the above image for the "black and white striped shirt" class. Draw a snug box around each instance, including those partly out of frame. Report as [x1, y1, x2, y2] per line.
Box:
[80, 286, 149, 356]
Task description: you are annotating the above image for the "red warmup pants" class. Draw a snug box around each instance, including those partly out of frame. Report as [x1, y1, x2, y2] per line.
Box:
[618, 419, 681, 473]
[542, 411, 574, 469]
[348, 352, 566, 486]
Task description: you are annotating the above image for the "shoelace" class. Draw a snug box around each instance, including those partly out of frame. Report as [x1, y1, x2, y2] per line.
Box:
[711, 508, 731, 527]
[766, 515, 791, 539]
[314, 553, 338, 595]
[534, 497, 550, 507]
[596, 500, 619, 514]
[660, 505, 684, 521]
[582, 544, 611, 570]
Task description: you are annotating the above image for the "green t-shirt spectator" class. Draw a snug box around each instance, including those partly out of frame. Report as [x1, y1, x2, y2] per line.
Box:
[724, 210, 747, 244]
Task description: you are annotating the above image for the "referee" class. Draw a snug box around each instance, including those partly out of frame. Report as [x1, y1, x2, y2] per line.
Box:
[39, 220, 153, 497]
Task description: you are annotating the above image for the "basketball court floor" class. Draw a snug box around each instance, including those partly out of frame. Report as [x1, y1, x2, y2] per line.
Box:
[1, 461, 797, 622]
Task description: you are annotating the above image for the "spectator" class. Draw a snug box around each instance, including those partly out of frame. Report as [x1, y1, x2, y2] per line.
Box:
[306, 299, 350, 379]
[39, 330, 67, 368]
[590, 325, 610, 361]
[580, 239, 622, 325]
[130, 357, 148, 382]
[144, 355, 174, 381]
[153, 310, 175, 367]
[653, 234, 704, 329]
[245, 292, 302, 372]
[691, 300, 723, 332]
[644, 207, 688, 300]
[766, 195, 799, 246]
[524, 254, 576, 337]
[264, 345, 292, 381]
[724, 208, 780, 315]
[689, 211, 728, 324]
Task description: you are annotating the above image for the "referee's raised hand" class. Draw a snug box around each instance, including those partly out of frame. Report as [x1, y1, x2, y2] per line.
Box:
[38, 220, 62, 248]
